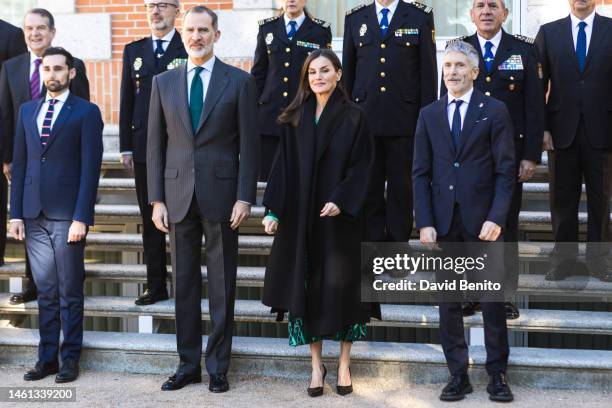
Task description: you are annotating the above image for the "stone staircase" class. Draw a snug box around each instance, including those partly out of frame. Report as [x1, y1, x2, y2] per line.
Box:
[0, 130, 611, 391]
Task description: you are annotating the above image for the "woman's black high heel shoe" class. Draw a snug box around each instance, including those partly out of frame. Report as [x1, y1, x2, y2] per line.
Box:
[307, 364, 327, 397]
[336, 366, 353, 396]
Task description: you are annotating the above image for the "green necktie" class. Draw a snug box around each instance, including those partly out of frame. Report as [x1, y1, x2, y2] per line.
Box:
[189, 66, 204, 132]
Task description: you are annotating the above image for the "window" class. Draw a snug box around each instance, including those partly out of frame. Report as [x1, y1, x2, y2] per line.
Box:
[308, 0, 514, 38]
[0, 0, 37, 27]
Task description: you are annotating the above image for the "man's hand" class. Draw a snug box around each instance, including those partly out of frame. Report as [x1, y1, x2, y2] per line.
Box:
[320, 202, 340, 217]
[419, 227, 437, 244]
[3, 163, 11, 182]
[152, 202, 169, 233]
[543, 130, 554, 151]
[67, 221, 87, 243]
[230, 201, 251, 230]
[262, 217, 278, 235]
[9, 220, 24, 241]
[121, 153, 134, 172]
[479, 221, 501, 242]
[518, 160, 537, 182]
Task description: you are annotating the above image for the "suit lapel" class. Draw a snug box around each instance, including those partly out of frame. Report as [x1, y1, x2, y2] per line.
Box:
[457, 90, 485, 157]
[195, 58, 229, 135]
[275, 16, 291, 45]
[584, 13, 609, 73]
[489, 31, 513, 75]
[18, 54, 31, 102]
[43, 93, 74, 152]
[314, 89, 346, 162]
[438, 95, 456, 156]
[384, 0, 407, 42]
[293, 15, 314, 43]
[367, 4, 383, 43]
[176, 65, 194, 137]
[157, 31, 183, 72]
[141, 38, 157, 73]
[560, 16, 581, 74]
[29, 99, 44, 152]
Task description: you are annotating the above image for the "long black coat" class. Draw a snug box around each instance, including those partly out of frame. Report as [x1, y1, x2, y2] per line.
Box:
[262, 90, 380, 336]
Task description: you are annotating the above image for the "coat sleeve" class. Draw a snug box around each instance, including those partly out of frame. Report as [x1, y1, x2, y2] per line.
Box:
[522, 45, 545, 163]
[71, 58, 91, 101]
[250, 26, 268, 98]
[534, 26, 550, 132]
[73, 104, 103, 226]
[412, 110, 435, 229]
[9, 105, 26, 220]
[342, 15, 356, 98]
[119, 45, 134, 153]
[146, 76, 167, 204]
[419, 11, 438, 107]
[0, 63, 14, 163]
[487, 103, 515, 227]
[236, 74, 260, 204]
[329, 110, 374, 220]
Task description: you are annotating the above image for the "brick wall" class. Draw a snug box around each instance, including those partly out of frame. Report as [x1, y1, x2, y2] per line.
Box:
[75, 0, 249, 125]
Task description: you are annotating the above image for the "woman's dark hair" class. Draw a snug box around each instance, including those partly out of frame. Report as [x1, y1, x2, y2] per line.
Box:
[277, 49, 348, 127]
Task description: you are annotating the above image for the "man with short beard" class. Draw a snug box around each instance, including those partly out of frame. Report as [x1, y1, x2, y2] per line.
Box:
[9, 47, 103, 384]
[120, 0, 187, 306]
[0, 8, 90, 305]
[147, 6, 258, 393]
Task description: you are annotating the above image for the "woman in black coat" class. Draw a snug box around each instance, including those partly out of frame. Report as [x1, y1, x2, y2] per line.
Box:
[262, 49, 380, 397]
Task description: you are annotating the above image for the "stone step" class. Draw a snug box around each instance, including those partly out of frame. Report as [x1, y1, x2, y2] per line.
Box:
[4, 233, 595, 257]
[1, 263, 611, 296]
[0, 328, 610, 390]
[1, 294, 610, 335]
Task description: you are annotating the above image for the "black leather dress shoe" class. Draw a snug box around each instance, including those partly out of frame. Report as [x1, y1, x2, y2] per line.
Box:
[439, 374, 472, 402]
[209, 373, 229, 393]
[504, 302, 520, 320]
[462, 302, 481, 317]
[161, 372, 202, 391]
[55, 359, 79, 383]
[24, 361, 59, 381]
[487, 372, 513, 402]
[10, 289, 37, 305]
[135, 289, 169, 306]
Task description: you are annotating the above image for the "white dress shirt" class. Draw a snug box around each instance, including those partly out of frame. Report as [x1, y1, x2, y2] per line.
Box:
[186, 56, 215, 104]
[570, 10, 595, 53]
[283, 12, 306, 34]
[152, 28, 176, 53]
[29, 52, 43, 94]
[375, 0, 399, 25]
[447, 87, 473, 131]
[37, 89, 70, 135]
[477, 29, 503, 58]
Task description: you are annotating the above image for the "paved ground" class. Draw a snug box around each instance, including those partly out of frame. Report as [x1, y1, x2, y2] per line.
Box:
[0, 365, 609, 408]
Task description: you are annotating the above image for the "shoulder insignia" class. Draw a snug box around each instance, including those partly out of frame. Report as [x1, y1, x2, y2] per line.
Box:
[445, 36, 469, 47]
[258, 15, 281, 26]
[346, 4, 367, 16]
[311, 17, 331, 28]
[407, 1, 433, 14]
[513, 34, 535, 44]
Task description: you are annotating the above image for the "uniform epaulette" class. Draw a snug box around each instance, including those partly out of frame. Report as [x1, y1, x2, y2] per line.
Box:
[512, 34, 535, 44]
[311, 17, 331, 29]
[346, 4, 366, 16]
[445, 36, 469, 47]
[258, 15, 281, 26]
[407, 1, 433, 14]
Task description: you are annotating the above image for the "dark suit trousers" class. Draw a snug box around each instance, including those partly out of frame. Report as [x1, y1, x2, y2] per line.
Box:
[170, 198, 238, 375]
[549, 119, 612, 267]
[259, 134, 278, 182]
[365, 136, 414, 242]
[437, 206, 509, 376]
[134, 162, 168, 293]
[25, 215, 85, 364]
[503, 176, 523, 296]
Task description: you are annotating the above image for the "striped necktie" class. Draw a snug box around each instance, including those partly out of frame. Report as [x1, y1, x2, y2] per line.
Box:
[30, 58, 42, 100]
[40, 99, 57, 147]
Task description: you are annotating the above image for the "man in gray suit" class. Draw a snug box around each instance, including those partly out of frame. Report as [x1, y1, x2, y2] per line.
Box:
[147, 5, 259, 393]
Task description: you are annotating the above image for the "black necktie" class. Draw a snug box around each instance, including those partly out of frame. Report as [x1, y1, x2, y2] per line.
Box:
[451, 99, 464, 149]
[154, 39, 165, 67]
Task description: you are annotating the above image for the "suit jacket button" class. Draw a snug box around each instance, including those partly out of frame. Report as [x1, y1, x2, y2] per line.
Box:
[519, 134, 524, 139]
[485, 91, 491, 96]
[486, 76, 491, 82]
[380, 72, 386, 77]
[283, 92, 288, 97]
[284, 62, 290, 67]
[285, 47, 291, 53]
[449, 185, 454, 190]
[381, 44, 386, 49]
[380, 57, 386, 63]
[380, 86, 386, 92]
[283, 77, 288, 82]
[355, 98, 360, 102]
[454, 162, 459, 168]
[405, 42, 411, 46]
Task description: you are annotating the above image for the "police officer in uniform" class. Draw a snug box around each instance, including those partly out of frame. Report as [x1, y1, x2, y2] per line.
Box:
[440, 0, 545, 320]
[119, 0, 187, 305]
[343, 0, 437, 243]
[251, 0, 331, 181]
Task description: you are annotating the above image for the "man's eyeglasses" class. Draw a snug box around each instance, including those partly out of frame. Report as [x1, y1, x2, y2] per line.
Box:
[145, 2, 177, 12]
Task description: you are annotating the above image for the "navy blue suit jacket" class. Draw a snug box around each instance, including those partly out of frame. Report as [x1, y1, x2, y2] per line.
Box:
[412, 89, 515, 237]
[10, 93, 103, 226]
